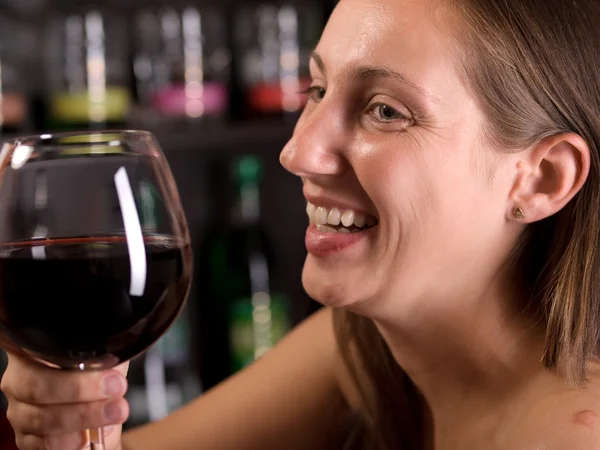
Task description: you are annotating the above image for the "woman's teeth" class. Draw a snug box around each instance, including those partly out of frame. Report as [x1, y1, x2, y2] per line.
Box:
[306, 203, 378, 233]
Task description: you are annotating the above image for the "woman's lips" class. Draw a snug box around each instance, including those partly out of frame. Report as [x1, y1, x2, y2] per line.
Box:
[305, 223, 376, 256]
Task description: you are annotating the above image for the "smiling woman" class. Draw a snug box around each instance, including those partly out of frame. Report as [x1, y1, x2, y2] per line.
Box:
[3, 0, 600, 449]
[280, 0, 600, 447]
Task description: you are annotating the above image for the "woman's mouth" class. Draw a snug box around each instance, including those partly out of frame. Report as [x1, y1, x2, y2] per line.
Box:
[306, 203, 378, 233]
[305, 202, 379, 256]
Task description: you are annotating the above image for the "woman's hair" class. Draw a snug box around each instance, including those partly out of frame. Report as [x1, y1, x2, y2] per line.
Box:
[334, 0, 600, 448]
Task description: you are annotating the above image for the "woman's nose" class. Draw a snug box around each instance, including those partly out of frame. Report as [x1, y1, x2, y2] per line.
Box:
[280, 99, 350, 179]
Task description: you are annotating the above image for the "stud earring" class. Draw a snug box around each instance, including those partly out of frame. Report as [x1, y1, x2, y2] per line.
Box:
[514, 207, 525, 220]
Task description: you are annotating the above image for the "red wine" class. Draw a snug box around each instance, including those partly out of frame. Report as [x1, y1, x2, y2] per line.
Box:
[0, 236, 191, 370]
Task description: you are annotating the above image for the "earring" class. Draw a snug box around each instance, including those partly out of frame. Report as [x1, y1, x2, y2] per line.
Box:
[514, 207, 525, 220]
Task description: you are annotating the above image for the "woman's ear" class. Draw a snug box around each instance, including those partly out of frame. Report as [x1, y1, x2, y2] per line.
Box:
[509, 133, 590, 223]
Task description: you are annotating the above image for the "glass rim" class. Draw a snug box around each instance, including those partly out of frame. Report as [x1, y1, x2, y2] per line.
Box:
[5, 129, 155, 147]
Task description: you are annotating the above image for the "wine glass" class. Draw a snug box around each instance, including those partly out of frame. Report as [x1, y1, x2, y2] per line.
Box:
[0, 130, 192, 449]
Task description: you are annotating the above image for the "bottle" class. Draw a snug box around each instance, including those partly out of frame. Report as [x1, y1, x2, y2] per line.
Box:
[197, 155, 291, 390]
[131, 2, 231, 128]
[123, 174, 201, 428]
[125, 309, 202, 429]
[41, 1, 132, 131]
[233, 2, 323, 121]
[0, 4, 36, 135]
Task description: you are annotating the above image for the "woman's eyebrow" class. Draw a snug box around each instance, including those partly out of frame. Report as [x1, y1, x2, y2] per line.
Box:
[309, 51, 327, 75]
[309, 51, 439, 104]
[352, 66, 439, 103]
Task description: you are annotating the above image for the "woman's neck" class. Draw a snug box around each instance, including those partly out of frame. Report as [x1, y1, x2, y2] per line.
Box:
[372, 283, 549, 444]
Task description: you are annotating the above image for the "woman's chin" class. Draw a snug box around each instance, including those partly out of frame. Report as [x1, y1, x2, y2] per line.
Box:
[302, 264, 364, 309]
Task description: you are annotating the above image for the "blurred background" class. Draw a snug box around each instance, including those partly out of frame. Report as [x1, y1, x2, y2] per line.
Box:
[0, 0, 337, 445]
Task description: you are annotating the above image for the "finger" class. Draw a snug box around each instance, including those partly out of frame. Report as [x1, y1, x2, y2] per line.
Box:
[16, 432, 86, 450]
[7, 398, 129, 435]
[2, 355, 127, 405]
[15, 425, 121, 450]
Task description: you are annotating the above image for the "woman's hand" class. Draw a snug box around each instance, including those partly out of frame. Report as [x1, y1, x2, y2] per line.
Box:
[1, 353, 129, 450]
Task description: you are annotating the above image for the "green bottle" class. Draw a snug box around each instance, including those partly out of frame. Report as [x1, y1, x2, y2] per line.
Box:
[198, 155, 291, 388]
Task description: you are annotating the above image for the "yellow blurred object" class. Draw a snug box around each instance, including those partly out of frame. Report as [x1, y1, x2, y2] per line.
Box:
[49, 87, 131, 124]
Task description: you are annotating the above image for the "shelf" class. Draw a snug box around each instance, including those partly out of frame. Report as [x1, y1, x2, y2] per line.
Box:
[152, 120, 296, 153]
[0, 120, 297, 154]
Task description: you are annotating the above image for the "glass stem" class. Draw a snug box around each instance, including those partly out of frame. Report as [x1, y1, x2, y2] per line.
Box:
[88, 426, 105, 450]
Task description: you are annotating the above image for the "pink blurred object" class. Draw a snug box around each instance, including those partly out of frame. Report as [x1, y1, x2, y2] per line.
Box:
[151, 81, 228, 118]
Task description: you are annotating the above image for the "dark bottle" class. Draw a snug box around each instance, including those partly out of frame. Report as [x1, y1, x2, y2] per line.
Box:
[197, 156, 291, 390]
[131, 2, 231, 129]
[0, 5, 37, 135]
[41, 2, 132, 131]
[125, 308, 202, 429]
[233, 2, 323, 121]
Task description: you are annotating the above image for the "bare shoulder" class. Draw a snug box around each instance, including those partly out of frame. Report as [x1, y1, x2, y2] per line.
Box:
[283, 306, 362, 410]
[508, 378, 600, 450]
[123, 307, 356, 450]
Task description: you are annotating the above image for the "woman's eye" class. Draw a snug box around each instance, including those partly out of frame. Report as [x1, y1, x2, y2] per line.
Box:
[373, 104, 405, 121]
[303, 86, 326, 102]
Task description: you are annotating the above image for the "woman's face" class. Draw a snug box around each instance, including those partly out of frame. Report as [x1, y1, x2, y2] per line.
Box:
[280, 0, 521, 317]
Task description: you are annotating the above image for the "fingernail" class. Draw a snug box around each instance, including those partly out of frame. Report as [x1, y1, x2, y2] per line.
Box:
[104, 401, 123, 422]
[102, 374, 125, 398]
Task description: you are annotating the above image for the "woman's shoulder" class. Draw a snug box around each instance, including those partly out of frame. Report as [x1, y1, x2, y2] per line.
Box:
[507, 376, 600, 449]
[124, 307, 357, 450]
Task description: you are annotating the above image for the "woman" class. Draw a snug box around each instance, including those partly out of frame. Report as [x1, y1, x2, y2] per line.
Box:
[3, 0, 600, 448]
